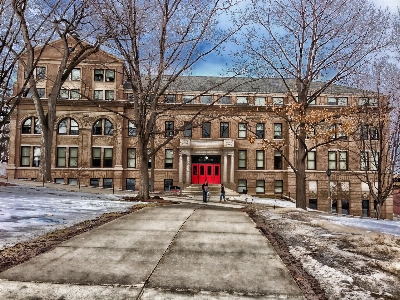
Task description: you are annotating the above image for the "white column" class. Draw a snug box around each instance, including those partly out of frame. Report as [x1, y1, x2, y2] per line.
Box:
[230, 153, 235, 184]
[179, 151, 183, 183]
[223, 153, 228, 183]
[186, 154, 191, 184]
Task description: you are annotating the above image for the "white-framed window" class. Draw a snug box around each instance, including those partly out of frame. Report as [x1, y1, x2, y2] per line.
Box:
[202, 122, 211, 138]
[183, 94, 195, 104]
[164, 94, 176, 103]
[255, 97, 265, 106]
[361, 151, 379, 171]
[58, 118, 79, 135]
[274, 123, 282, 139]
[94, 90, 103, 100]
[273, 97, 284, 105]
[35, 66, 46, 79]
[219, 95, 231, 104]
[328, 151, 337, 170]
[256, 123, 264, 139]
[127, 148, 136, 168]
[220, 122, 229, 138]
[307, 151, 316, 170]
[165, 149, 173, 168]
[57, 147, 66, 167]
[359, 97, 378, 106]
[65, 68, 81, 81]
[37, 88, 45, 98]
[21, 117, 41, 134]
[128, 121, 137, 136]
[256, 150, 264, 169]
[256, 180, 265, 194]
[274, 150, 282, 169]
[238, 150, 247, 169]
[184, 121, 192, 137]
[20, 146, 31, 166]
[165, 121, 174, 137]
[339, 151, 348, 170]
[237, 179, 247, 193]
[327, 97, 348, 106]
[92, 147, 113, 167]
[200, 95, 212, 104]
[103, 178, 113, 188]
[105, 90, 114, 101]
[274, 180, 283, 194]
[94, 69, 115, 82]
[236, 96, 248, 105]
[33, 146, 40, 167]
[93, 119, 114, 135]
[238, 123, 247, 138]
[69, 147, 78, 167]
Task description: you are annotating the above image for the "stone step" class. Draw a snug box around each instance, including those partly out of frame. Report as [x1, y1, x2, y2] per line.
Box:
[182, 184, 239, 196]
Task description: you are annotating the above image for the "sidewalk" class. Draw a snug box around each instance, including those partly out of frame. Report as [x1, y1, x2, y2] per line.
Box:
[0, 179, 305, 299]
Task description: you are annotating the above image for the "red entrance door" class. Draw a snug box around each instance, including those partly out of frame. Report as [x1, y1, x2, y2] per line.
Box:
[192, 163, 220, 184]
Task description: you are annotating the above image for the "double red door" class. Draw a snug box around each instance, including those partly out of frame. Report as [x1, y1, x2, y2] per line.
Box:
[192, 163, 220, 184]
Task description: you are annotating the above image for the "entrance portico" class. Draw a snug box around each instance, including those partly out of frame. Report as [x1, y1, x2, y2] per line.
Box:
[178, 139, 235, 186]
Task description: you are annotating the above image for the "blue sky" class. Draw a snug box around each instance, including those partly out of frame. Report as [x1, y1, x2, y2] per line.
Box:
[191, 0, 399, 77]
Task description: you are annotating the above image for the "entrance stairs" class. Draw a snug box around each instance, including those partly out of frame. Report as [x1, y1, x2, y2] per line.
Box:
[181, 184, 240, 199]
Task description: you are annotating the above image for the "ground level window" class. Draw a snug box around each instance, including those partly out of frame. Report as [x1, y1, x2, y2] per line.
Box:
[237, 179, 247, 193]
[274, 180, 283, 194]
[54, 178, 64, 184]
[309, 199, 317, 210]
[256, 180, 265, 194]
[164, 179, 173, 191]
[126, 178, 136, 191]
[341, 199, 349, 215]
[68, 178, 78, 186]
[362, 199, 369, 217]
[103, 178, 113, 189]
[90, 178, 99, 187]
[332, 199, 337, 213]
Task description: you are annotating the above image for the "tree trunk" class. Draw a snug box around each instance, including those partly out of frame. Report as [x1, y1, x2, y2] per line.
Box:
[137, 137, 150, 200]
[38, 123, 53, 182]
[296, 133, 307, 210]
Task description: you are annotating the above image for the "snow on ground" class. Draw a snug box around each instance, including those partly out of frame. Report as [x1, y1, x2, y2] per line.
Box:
[0, 185, 137, 249]
[230, 194, 400, 237]
[250, 197, 400, 299]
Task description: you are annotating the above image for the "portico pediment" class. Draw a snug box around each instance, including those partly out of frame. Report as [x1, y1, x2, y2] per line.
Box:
[179, 139, 234, 149]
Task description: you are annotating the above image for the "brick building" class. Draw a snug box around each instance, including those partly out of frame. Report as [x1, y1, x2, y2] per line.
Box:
[7, 40, 393, 219]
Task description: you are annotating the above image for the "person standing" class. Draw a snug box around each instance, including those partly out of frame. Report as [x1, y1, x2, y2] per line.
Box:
[220, 183, 226, 202]
[202, 180, 208, 202]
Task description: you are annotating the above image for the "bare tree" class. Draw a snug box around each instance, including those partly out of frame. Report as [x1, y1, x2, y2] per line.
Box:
[0, 1, 23, 160]
[237, 0, 391, 209]
[346, 60, 400, 219]
[13, 0, 103, 181]
[93, 0, 241, 199]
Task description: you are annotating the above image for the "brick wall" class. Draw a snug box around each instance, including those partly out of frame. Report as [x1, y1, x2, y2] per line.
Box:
[393, 189, 400, 216]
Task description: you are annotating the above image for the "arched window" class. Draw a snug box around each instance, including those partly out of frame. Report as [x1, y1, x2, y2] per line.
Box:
[21, 117, 41, 134]
[57, 118, 79, 135]
[93, 118, 113, 135]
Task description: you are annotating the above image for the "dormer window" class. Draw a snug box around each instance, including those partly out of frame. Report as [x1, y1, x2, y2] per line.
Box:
[273, 97, 284, 105]
[164, 94, 176, 103]
[328, 97, 348, 106]
[237, 96, 248, 105]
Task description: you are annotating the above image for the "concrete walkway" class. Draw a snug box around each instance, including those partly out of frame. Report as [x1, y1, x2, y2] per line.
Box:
[0, 179, 305, 299]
